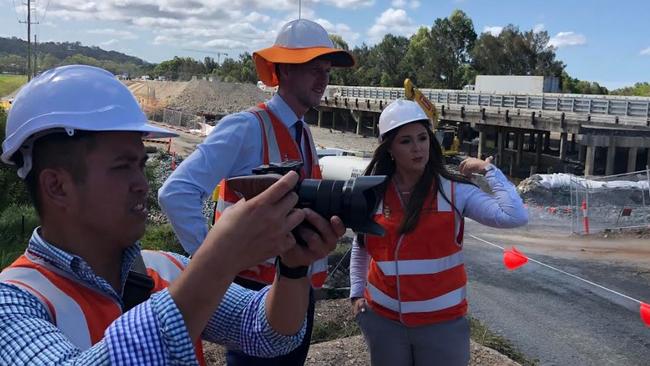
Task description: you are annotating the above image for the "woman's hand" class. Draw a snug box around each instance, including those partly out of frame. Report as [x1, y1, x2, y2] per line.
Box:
[351, 297, 367, 316]
[459, 156, 493, 177]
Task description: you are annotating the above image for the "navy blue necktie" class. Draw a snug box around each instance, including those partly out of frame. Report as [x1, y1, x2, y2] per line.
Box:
[295, 121, 304, 161]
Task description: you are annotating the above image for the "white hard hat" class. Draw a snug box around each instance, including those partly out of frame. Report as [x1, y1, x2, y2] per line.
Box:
[2, 64, 177, 179]
[378, 99, 429, 138]
[253, 19, 354, 87]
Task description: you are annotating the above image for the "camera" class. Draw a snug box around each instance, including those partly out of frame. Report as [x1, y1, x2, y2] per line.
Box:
[226, 160, 385, 237]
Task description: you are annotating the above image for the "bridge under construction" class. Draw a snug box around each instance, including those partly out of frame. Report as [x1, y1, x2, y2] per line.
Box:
[311, 85, 650, 177]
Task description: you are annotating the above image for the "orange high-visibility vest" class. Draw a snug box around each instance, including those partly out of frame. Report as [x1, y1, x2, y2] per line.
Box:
[213, 103, 328, 288]
[364, 178, 467, 327]
[0, 250, 206, 365]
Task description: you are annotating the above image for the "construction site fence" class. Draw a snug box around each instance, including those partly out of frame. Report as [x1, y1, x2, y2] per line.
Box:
[146, 108, 209, 135]
[523, 169, 650, 235]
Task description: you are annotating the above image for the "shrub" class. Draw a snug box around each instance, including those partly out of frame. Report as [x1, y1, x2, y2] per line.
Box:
[0, 204, 38, 268]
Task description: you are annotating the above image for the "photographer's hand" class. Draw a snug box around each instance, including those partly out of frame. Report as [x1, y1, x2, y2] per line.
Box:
[169, 171, 305, 341]
[281, 209, 345, 267]
[265, 209, 345, 336]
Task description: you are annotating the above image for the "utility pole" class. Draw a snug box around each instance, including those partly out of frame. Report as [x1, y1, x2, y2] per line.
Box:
[19, 0, 38, 80]
[33, 34, 38, 75]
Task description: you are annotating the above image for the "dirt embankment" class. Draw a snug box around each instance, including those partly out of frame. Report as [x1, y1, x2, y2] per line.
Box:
[128, 79, 268, 116]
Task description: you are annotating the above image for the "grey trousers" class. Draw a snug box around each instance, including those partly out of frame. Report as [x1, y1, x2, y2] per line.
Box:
[356, 307, 470, 366]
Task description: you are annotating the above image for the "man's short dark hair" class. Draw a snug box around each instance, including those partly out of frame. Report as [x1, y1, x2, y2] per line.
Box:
[20, 131, 97, 216]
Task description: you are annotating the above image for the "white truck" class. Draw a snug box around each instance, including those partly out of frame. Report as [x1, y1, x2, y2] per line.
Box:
[474, 75, 560, 94]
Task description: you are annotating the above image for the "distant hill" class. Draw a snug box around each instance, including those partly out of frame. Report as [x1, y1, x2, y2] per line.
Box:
[0, 37, 152, 77]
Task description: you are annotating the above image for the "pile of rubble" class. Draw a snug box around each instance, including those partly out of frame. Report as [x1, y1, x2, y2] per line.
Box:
[167, 79, 268, 116]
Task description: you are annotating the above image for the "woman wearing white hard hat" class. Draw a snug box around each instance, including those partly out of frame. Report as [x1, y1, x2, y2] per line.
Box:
[349, 99, 528, 366]
[159, 19, 352, 366]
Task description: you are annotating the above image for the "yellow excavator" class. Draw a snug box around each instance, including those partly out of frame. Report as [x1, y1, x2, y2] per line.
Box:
[404, 78, 459, 156]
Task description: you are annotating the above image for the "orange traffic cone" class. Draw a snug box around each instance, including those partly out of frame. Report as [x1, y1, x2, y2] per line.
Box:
[503, 247, 528, 271]
[641, 302, 650, 327]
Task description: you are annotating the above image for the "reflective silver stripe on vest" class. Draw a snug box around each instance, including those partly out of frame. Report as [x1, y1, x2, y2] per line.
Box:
[437, 178, 452, 212]
[215, 199, 233, 214]
[375, 251, 464, 276]
[0, 267, 92, 350]
[253, 108, 282, 162]
[367, 282, 466, 314]
[141, 250, 184, 283]
[308, 257, 328, 276]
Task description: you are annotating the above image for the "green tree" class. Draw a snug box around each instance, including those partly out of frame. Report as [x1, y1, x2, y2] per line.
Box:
[427, 10, 477, 88]
[373, 34, 410, 87]
[471, 25, 564, 77]
[611, 82, 650, 96]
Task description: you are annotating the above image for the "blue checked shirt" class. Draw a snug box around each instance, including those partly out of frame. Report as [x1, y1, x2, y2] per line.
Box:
[0, 229, 306, 365]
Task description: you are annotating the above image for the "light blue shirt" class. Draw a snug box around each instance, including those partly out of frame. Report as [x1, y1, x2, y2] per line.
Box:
[0, 229, 305, 364]
[159, 94, 305, 254]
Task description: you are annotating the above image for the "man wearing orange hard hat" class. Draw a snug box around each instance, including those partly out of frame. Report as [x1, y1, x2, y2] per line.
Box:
[159, 19, 354, 366]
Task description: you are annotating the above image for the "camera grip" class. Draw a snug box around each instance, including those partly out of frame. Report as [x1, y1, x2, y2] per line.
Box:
[226, 174, 284, 200]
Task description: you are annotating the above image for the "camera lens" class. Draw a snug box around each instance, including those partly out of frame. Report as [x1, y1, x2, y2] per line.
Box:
[297, 176, 386, 236]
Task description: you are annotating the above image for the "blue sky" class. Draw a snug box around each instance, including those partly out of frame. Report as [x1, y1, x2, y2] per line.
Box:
[2, 0, 649, 89]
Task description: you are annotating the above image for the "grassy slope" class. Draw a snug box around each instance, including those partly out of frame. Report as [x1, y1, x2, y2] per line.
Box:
[0, 75, 27, 97]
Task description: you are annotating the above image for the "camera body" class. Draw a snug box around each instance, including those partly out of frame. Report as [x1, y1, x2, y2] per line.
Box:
[227, 160, 385, 237]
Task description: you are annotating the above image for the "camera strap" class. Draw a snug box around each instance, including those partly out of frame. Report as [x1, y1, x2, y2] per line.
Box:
[122, 253, 154, 312]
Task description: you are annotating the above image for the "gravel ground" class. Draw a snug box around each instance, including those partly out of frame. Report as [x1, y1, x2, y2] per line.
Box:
[200, 299, 520, 366]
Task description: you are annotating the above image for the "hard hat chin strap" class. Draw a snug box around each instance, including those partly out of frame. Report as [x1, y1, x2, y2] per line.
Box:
[17, 144, 33, 180]
[15, 128, 76, 179]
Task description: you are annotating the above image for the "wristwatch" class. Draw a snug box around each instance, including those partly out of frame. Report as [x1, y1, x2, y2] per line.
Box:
[275, 256, 309, 279]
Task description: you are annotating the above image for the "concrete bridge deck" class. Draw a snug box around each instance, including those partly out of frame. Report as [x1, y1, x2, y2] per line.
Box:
[313, 85, 650, 177]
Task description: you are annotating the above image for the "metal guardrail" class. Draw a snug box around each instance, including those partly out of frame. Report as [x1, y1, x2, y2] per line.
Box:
[326, 86, 650, 119]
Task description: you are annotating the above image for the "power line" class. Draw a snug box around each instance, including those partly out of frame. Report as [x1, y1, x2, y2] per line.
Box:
[39, 0, 52, 24]
[11, 0, 21, 22]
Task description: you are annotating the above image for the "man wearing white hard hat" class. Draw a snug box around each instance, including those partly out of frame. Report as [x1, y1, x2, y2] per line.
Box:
[159, 18, 354, 365]
[0, 65, 340, 364]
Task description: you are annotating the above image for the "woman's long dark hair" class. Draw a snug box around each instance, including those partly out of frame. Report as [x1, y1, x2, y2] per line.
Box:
[359, 120, 474, 244]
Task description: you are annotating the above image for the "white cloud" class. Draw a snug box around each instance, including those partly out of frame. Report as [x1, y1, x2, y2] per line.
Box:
[548, 31, 587, 48]
[640, 47, 650, 56]
[368, 8, 417, 41]
[533, 23, 545, 33]
[88, 28, 138, 40]
[391, 0, 420, 8]
[482, 26, 503, 37]
[322, 0, 374, 8]
[17, 0, 373, 60]
[316, 18, 360, 43]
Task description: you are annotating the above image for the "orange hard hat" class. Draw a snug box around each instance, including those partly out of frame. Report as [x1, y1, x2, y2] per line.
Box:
[253, 19, 355, 87]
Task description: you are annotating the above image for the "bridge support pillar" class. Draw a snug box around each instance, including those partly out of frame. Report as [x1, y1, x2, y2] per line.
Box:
[628, 147, 638, 173]
[606, 143, 616, 176]
[478, 130, 486, 159]
[332, 110, 337, 130]
[570, 134, 576, 153]
[318, 110, 323, 128]
[497, 129, 505, 167]
[544, 131, 551, 153]
[350, 110, 362, 135]
[535, 133, 543, 170]
[372, 113, 378, 137]
[579, 145, 586, 161]
[516, 132, 524, 167]
[559, 133, 568, 160]
[585, 145, 596, 176]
